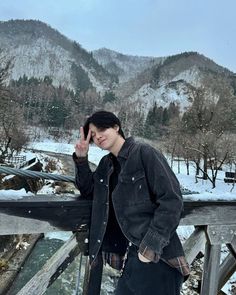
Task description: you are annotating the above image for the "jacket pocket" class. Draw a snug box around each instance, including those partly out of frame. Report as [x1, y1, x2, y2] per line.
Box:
[119, 170, 151, 204]
[120, 170, 145, 183]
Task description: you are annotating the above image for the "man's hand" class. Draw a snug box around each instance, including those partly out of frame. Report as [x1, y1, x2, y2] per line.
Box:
[138, 252, 151, 263]
[75, 127, 91, 158]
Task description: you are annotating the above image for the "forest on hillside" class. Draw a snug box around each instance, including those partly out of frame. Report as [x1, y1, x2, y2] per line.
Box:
[0, 59, 236, 188]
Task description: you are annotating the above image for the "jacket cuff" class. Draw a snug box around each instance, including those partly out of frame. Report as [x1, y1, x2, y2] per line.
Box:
[139, 229, 169, 258]
[72, 152, 88, 163]
[138, 245, 160, 263]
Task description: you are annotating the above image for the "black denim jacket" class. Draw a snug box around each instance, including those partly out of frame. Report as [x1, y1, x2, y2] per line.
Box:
[73, 137, 186, 268]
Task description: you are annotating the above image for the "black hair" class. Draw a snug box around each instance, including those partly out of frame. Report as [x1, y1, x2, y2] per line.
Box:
[83, 111, 125, 142]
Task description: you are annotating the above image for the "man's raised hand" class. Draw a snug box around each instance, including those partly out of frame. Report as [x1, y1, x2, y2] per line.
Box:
[75, 127, 91, 158]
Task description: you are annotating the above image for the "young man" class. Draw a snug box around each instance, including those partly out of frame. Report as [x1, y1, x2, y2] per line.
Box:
[73, 111, 190, 295]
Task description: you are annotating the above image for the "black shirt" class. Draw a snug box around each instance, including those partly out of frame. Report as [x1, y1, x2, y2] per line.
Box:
[102, 155, 128, 254]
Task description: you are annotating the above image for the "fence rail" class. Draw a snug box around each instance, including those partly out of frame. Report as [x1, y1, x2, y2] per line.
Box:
[0, 167, 236, 295]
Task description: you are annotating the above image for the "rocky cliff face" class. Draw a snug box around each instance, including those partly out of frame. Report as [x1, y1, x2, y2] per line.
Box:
[0, 20, 116, 94]
[112, 52, 236, 114]
[1, 19, 235, 115]
[92, 47, 164, 83]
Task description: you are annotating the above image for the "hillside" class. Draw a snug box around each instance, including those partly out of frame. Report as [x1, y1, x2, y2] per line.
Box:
[114, 52, 236, 114]
[93, 47, 164, 83]
[1, 19, 235, 121]
[0, 19, 117, 94]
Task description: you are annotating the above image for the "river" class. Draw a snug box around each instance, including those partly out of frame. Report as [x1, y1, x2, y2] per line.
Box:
[7, 234, 117, 295]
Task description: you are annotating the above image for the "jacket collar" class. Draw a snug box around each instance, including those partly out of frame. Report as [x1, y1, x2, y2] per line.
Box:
[117, 137, 135, 159]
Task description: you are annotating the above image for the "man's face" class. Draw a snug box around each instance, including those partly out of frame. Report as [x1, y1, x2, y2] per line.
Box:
[89, 123, 119, 151]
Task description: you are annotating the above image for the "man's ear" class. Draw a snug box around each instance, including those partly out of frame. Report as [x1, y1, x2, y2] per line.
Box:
[114, 125, 120, 132]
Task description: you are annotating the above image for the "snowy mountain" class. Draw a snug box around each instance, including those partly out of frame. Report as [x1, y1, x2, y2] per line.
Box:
[92, 47, 164, 83]
[114, 52, 236, 114]
[0, 20, 116, 94]
[1, 19, 235, 115]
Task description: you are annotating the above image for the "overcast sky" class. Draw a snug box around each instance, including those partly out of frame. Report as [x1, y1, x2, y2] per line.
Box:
[0, 0, 236, 72]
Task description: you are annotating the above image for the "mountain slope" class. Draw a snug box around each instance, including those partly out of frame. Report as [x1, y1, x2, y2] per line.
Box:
[114, 52, 236, 114]
[1, 19, 235, 117]
[0, 20, 117, 93]
[93, 47, 164, 83]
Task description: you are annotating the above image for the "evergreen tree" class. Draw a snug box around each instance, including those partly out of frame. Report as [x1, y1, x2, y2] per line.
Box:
[103, 91, 117, 103]
[162, 108, 169, 125]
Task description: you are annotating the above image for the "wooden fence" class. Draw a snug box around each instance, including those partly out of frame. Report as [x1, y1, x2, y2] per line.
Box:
[0, 196, 235, 295]
[5, 156, 26, 168]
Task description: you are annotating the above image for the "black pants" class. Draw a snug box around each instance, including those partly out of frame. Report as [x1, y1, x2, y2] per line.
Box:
[116, 246, 183, 295]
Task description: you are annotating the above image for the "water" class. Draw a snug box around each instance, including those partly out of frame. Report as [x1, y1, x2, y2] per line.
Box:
[8, 237, 117, 295]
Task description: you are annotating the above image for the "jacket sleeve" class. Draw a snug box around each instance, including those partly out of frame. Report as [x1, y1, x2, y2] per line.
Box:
[73, 152, 94, 199]
[139, 144, 183, 259]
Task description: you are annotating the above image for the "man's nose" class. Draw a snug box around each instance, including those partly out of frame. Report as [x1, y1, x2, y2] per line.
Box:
[96, 133, 102, 139]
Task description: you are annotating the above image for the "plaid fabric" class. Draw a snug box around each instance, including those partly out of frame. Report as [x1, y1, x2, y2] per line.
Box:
[103, 248, 190, 278]
[102, 252, 125, 271]
[162, 256, 190, 278]
[138, 244, 190, 277]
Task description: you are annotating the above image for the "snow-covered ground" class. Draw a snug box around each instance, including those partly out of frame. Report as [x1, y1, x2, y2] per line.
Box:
[28, 138, 236, 201]
[0, 138, 235, 294]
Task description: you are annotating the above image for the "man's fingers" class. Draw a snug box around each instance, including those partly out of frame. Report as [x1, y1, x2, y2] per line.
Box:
[80, 127, 85, 141]
[86, 129, 92, 143]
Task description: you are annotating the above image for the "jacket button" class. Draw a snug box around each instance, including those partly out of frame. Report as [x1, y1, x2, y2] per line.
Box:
[100, 179, 104, 182]
[132, 177, 135, 181]
[92, 255, 95, 258]
[97, 239, 101, 243]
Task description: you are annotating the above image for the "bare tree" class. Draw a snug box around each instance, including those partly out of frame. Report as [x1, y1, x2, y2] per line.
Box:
[0, 57, 29, 163]
[166, 86, 236, 188]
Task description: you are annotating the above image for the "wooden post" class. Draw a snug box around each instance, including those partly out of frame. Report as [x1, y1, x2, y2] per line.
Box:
[218, 253, 236, 291]
[200, 225, 223, 295]
[200, 242, 221, 295]
[218, 236, 236, 291]
[183, 226, 206, 265]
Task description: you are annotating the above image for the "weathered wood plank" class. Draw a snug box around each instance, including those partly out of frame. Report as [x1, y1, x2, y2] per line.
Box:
[16, 234, 79, 295]
[200, 242, 221, 295]
[207, 225, 236, 245]
[183, 226, 206, 265]
[218, 236, 236, 290]
[218, 253, 236, 291]
[0, 198, 236, 234]
[0, 212, 58, 235]
[0, 196, 91, 234]
[227, 236, 236, 259]
[181, 200, 236, 226]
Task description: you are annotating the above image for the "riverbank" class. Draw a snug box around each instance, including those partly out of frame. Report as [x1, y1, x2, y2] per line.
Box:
[0, 234, 42, 294]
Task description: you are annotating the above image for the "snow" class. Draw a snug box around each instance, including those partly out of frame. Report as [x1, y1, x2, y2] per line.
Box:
[44, 231, 73, 241]
[1, 138, 235, 200]
[1, 138, 235, 293]
[1, 38, 75, 89]
[130, 82, 193, 115]
[0, 188, 34, 200]
[172, 66, 202, 88]
[93, 48, 164, 83]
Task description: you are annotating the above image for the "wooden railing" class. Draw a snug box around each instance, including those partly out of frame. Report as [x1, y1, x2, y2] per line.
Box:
[4, 156, 27, 168]
[0, 196, 235, 295]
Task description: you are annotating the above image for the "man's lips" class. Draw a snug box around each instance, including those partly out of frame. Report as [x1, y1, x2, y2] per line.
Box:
[99, 139, 106, 145]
